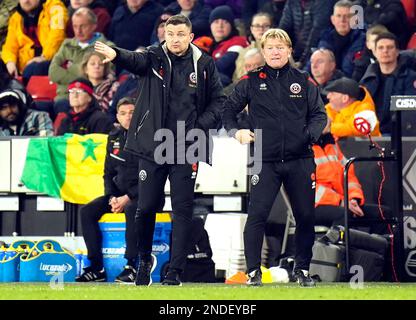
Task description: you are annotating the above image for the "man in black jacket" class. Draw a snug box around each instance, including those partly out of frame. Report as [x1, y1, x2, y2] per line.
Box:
[76, 97, 140, 282]
[223, 28, 326, 287]
[95, 14, 225, 286]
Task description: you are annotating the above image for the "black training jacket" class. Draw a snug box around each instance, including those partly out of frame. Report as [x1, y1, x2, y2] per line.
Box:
[113, 42, 226, 165]
[104, 126, 139, 200]
[223, 63, 327, 162]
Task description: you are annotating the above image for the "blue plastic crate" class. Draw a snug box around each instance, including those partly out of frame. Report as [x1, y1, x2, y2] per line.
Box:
[99, 213, 172, 282]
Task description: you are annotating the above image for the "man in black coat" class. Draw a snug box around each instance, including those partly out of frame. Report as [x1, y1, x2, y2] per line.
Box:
[223, 28, 327, 287]
[95, 14, 225, 286]
[76, 97, 140, 282]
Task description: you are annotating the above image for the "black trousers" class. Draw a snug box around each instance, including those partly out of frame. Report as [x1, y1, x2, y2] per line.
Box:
[245, 158, 316, 273]
[136, 158, 197, 273]
[80, 195, 138, 270]
[315, 204, 393, 235]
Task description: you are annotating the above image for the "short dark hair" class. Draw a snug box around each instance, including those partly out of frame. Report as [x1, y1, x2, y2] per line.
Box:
[116, 97, 136, 112]
[165, 14, 192, 32]
[375, 32, 399, 49]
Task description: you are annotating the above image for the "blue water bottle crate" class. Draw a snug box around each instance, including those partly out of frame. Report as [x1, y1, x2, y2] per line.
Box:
[99, 213, 172, 282]
[19, 239, 76, 282]
[0, 240, 35, 282]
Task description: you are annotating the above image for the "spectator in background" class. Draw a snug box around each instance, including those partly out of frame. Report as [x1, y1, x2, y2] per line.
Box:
[233, 12, 272, 81]
[80, 50, 119, 113]
[361, 0, 410, 49]
[150, 12, 174, 45]
[0, 60, 25, 92]
[360, 32, 416, 135]
[352, 24, 388, 82]
[310, 48, 344, 104]
[317, 0, 365, 78]
[278, 0, 333, 69]
[0, 88, 53, 136]
[1, 0, 68, 84]
[54, 78, 113, 135]
[194, 5, 248, 86]
[76, 97, 140, 283]
[225, 47, 265, 96]
[242, 0, 270, 32]
[260, 0, 286, 27]
[108, 0, 163, 51]
[164, 0, 211, 39]
[0, 0, 18, 51]
[66, 0, 111, 38]
[49, 7, 113, 114]
[323, 77, 380, 138]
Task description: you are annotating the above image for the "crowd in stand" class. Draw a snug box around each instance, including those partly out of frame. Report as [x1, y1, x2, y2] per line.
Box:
[1, 0, 416, 138]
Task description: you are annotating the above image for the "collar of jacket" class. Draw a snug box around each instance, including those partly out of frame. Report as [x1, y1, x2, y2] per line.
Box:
[264, 62, 291, 78]
[363, 54, 411, 80]
[160, 42, 203, 83]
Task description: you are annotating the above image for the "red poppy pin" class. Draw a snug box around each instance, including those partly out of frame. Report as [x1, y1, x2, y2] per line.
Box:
[259, 72, 267, 79]
[192, 163, 198, 172]
[311, 173, 316, 181]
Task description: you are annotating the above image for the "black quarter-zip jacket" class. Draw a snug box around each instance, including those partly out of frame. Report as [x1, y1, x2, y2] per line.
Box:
[112, 42, 225, 164]
[223, 62, 327, 162]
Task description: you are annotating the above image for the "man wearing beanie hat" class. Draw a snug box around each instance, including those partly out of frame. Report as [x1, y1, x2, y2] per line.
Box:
[95, 14, 225, 286]
[0, 88, 53, 136]
[54, 77, 113, 135]
[194, 5, 248, 86]
[323, 77, 380, 137]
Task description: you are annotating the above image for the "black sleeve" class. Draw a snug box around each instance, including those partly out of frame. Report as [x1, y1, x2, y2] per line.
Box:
[103, 136, 118, 196]
[305, 77, 327, 143]
[92, 114, 114, 134]
[222, 77, 250, 135]
[196, 59, 226, 131]
[113, 46, 150, 75]
[278, 0, 293, 35]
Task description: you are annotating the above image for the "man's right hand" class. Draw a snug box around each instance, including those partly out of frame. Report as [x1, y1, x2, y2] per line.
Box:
[94, 41, 116, 64]
[6, 62, 18, 78]
[235, 129, 255, 144]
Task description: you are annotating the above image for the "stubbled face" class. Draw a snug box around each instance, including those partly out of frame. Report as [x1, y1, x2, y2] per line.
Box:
[0, 103, 19, 123]
[165, 23, 194, 56]
[19, 0, 40, 13]
[211, 19, 232, 42]
[116, 104, 135, 130]
[262, 38, 291, 69]
[250, 15, 272, 42]
[374, 38, 399, 65]
[85, 54, 105, 81]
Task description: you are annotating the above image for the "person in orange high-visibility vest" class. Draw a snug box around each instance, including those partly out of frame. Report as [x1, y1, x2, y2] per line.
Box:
[313, 121, 391, 235]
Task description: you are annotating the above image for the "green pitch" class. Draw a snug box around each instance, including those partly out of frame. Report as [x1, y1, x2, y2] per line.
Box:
[0, 283, 416, 300]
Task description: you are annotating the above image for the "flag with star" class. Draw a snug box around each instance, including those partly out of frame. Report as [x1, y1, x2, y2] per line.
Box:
[21, 133, 108, 204]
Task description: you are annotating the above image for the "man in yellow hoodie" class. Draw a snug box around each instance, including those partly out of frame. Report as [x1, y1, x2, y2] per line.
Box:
[323, 77, 381, 137]
[1, 0, 68, 84]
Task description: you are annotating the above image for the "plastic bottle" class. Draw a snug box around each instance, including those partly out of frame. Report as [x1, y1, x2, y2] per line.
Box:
[74, 249, 83, 276]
